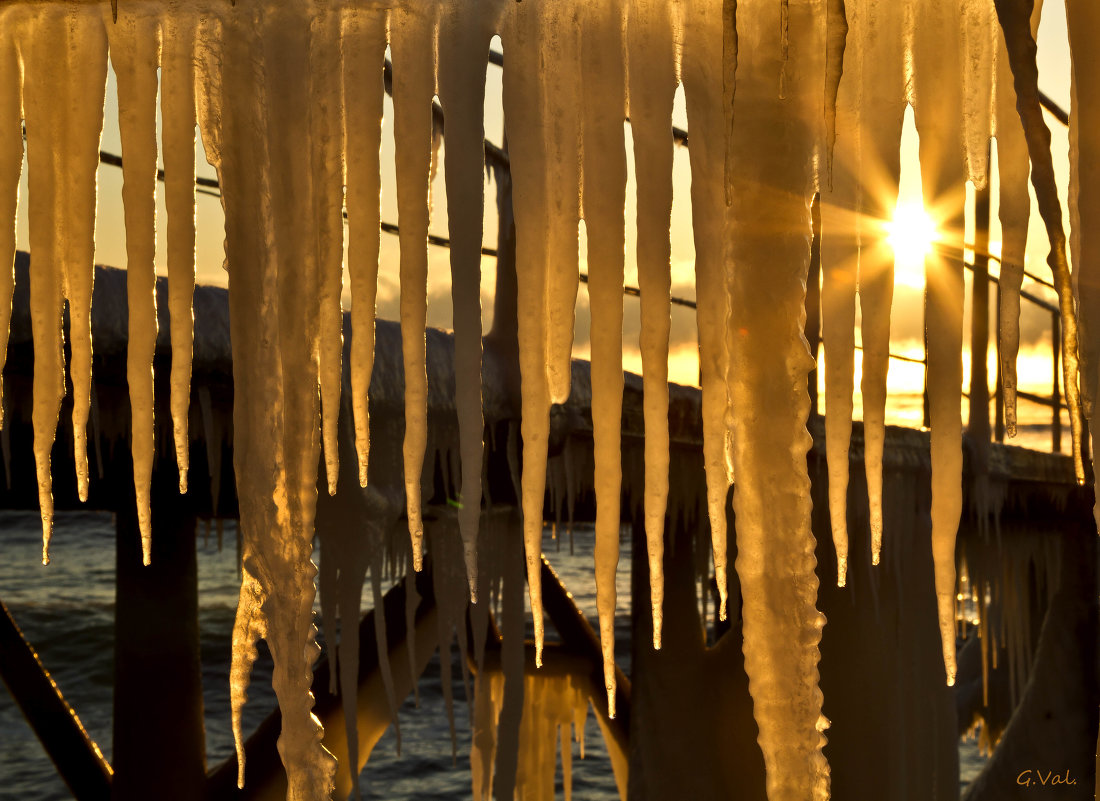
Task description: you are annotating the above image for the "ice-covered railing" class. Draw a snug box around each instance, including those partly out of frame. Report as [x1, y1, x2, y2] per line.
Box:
[1, 1, 1097, 800]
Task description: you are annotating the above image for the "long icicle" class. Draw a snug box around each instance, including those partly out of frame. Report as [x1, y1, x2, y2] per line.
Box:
[63, 9, 106, 509]
[628, 0, 678, 649]
[914, 0, 967, 687]
[727, 1, 830, 795]
[390, 3, 439, 571]
[0, 21, 19, 432]
[683, 0, 732, 621]
[582, 0, 628, 717]
[1065, 0, 1099, 438]
[502, 0, 551, 665]
[993, 0, 1085, 484]
[438, 0, 501, 602]
[993, 5, 1035, 438]
[209, 5, 337, 794]
[343, 5, 388, 489]
[313, 6, 345, 499]
[162, 13, 198, 495]
[23, 7, 109, 563]
[853, 0, 905, 565]
[542, 0, 582, 406]
[110, 9, 161, 566]
[820, 191, 857, 587]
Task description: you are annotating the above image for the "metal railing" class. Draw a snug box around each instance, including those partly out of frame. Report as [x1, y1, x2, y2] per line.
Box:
[92, 81, 1073, 454]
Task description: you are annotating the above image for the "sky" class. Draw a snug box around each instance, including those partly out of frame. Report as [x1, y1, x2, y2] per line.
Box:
[11, 4, 1077, 446]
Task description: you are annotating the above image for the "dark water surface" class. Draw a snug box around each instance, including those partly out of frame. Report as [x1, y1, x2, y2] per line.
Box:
[0, 511, 625, 800]
[0, 510, 985, 799]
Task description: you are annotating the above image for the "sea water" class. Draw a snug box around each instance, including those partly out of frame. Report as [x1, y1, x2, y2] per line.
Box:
[0, 510, 987, 799]
[0, 511, 625, 799]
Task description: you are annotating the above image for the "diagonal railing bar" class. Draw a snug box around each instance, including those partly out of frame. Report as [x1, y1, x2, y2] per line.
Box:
[0, 600, 113, 801]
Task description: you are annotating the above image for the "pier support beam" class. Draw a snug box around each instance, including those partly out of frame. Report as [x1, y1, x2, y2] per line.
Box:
[112, 469, 205, 800]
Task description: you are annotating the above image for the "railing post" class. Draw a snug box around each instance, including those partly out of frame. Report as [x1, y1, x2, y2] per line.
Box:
[1052, 310, 1062, 452]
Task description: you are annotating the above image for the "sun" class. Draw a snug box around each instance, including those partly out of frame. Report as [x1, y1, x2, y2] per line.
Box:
[886, 202, 940, 258]
[886, 201, 940, 289]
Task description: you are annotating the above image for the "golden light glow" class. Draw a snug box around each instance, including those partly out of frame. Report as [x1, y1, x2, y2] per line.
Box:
[886, 202, 940, 258]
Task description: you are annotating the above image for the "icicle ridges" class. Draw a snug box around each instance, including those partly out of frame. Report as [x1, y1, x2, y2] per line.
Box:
[211, 3, 337, 796]
[726, 1, 829, 798]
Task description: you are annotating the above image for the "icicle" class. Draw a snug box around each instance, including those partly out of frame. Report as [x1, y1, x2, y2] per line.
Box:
[1066, 0, 1100, 438]
[206, 4, 337, 794]
[993, 0, 1085, 484]
[22, 6, 109, 562]
[110, 10, 161, 565]
[581, 0, 628, 717]
[231, 565, 267, 789]
[0, 25, 21, 434]
[628, 0, 677, 649]
[913, 0, 968, 687]
[162, 14, 197, 495]
[370, 552, 403, 755]
[994, 56, 1028, 437]
[313, 7, 345, 499]
[541, 2, 582, 406]
[820, 188, 857, 586]
[438, 0, 501, 603]
[961, 0, 995, 188]
[823, 0, 847, 185]
[726, 0, 829, 798]
[561, 720, 573, 801]
[502, 0, 556, 665]
[854, 0, 906, 566]
[683, 0, 732, 621]
[342, 6, 387, 489]
[390, 3, 439, 571]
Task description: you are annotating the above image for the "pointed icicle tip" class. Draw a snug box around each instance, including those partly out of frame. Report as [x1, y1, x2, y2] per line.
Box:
[837, 555, 847, 587]
[179, 470, 188, 496]
[111, 0, 118, 23]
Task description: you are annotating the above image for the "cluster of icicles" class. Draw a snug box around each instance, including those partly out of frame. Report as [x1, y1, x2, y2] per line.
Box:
[0, 0, 1096, 799]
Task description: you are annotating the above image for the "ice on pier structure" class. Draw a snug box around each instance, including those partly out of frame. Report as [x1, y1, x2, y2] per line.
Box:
[1, 0, 1097, 799]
